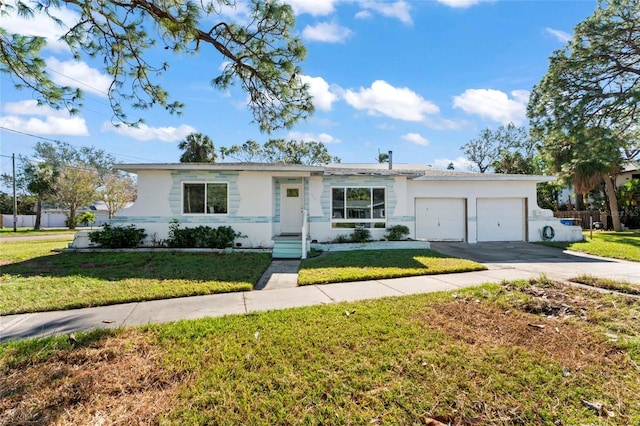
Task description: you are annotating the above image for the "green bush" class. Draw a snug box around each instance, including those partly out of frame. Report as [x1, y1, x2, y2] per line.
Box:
[350, 227, 372, 243]
[333, 234, 351, 243]
[166, 220, 242, 248]
[385, 224, 410, 241]
[88, 224, 147, 248]
[77, 212, 96, 227]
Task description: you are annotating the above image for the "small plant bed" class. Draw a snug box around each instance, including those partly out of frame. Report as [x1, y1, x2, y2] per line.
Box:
[298, 249, 486, 285]
[1, 278, 639, 424]
[571, 275, 640, 296]
[0, 251, 271, 315]
[539, 231, 640, 262]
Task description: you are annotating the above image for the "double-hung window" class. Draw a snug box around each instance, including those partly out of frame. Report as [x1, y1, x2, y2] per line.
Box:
[183, 182, 228, 214]
[331, 187, 385, 228]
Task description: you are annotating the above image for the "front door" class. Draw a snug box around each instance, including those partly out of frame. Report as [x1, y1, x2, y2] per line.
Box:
[281, 184, 304, 234]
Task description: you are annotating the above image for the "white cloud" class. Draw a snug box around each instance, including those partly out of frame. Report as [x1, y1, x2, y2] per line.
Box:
[215, 0, 251, 24]
[358, 1, 412, 24]
[302, 21, 352, 43]
[1, 2, 79, 51]
[433, 156, 474, 171]
[46, 57, 111, 97]
[452, 88, 529, 125]
[402, 132, 429, 146]
[355, 10, 372, 20]
[344, 80, 439, 122]
[102, 122, 196, 142]
[545, 27, 571, 43]
[436, 0, 493, 8]
[0, 100, 89, 135]
[288, 131, 340, 144]
[299, 75, 338, 111]
[285, 0, 337, 16]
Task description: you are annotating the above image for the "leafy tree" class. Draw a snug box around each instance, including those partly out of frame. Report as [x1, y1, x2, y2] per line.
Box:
[34, 141, 115, 179]
[377, 149, 389, 164]
[24, 162, 58, 229]
[461, 124, 538, 173]
[461, 128, 497, 173]
[221, 139, 340, 165]
[446, 162, 455, 170]
[618, 178, 640, 227]
[99, 173, 137, 218]
[0, 0, 313, 132]
[55, 165, 100, 229]
[0, 191, 12, 215]
[528, 0, 638, 231]
[178, 133, 217, 163]
[262, 139, 339, 165]
[528, 0, 640, 147]
[220, 140, 263, 162]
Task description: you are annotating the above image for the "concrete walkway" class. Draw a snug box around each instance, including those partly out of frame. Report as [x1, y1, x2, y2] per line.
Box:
[1, 243, 638, 342]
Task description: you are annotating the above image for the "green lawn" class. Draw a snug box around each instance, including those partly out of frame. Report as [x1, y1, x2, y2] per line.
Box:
[0, 238, 73, 264]
[0, 228, 77, 237]
[1, 240, 271, 315]
[541, 231, 640, 262]
[2, 278, 638, 425]
[299, 249, 486, 285]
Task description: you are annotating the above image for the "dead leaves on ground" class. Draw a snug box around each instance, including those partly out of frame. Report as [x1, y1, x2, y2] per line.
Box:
[0, 331, 185, 426]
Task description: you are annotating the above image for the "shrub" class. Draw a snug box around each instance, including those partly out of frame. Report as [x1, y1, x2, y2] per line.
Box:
[385, 224, 410, 241]
[77, 211, 96, 227]
[333, 234, 351, 243]
[166, 220, 242, 249]
[350, 227, 372, 243]
[88, 224, 147, 248]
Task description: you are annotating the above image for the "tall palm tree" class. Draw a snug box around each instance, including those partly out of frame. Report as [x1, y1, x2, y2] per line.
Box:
[178, 133, 217, 163]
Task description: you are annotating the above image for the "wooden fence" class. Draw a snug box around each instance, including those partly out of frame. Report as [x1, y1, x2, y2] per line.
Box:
[553, 210, 608, 229]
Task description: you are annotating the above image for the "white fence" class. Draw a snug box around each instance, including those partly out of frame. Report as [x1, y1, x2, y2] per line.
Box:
[1, 212, 110, 228]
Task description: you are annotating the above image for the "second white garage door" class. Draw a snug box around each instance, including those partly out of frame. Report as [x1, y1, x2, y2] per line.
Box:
[415, 198, 466, 241]
[476, 198, 525, 242]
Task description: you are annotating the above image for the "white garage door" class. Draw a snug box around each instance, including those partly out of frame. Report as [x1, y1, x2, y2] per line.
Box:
[415, 198, 466, 241]
[477, 198, 525, 242]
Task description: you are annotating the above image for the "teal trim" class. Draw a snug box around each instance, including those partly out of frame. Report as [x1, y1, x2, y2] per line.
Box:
[170, 170, 240, 217]
[319, 175, 400, 224]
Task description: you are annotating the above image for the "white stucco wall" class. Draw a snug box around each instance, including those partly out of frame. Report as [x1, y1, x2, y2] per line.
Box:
[105, 168, 582, 249]
[407, 179, 583, 243]
[112, 169, 276, 247]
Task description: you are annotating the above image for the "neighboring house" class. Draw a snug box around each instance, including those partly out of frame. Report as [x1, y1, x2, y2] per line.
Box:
[616, 161, 640, 188]
[107, 162, 581, 251]
[4, 201, 117, 228]
[558, 161, 639, 204]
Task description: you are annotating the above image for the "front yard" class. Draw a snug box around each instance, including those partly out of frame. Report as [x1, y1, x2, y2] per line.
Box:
[1, 278, 638, 425]
[542, 230, 640, 262]
[0, 238, 271, 315]
[298, 249, 486, 285]
[1, 238, 484, 315]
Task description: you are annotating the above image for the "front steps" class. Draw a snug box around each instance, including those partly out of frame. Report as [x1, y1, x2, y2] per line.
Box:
[272, 236, 307, 259]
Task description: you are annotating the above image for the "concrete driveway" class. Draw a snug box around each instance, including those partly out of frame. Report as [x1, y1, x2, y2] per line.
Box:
[430, 241, 640, 284]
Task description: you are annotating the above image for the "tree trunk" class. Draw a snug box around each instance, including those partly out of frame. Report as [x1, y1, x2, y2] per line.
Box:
[67, 206, 77, 229]
[576, 193, 586, 210]
[34, 198, 42, 230]
[603, 174, 622, 232]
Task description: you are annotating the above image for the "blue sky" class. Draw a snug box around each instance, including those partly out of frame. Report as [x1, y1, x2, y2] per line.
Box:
[0, 0, 598, 173]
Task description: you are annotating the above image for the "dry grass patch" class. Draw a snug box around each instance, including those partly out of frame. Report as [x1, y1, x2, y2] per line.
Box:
[0, 330, 185, 425]
[421, 300, 624, 372]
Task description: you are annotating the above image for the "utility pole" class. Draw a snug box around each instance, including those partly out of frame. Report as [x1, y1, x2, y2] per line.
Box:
[12, 153, 17, 232]
[0, 153, 19, 231]
[11, 154, 18, 232]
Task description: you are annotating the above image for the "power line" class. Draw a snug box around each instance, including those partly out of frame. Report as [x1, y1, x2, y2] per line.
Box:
[0, 126, 162, 164]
